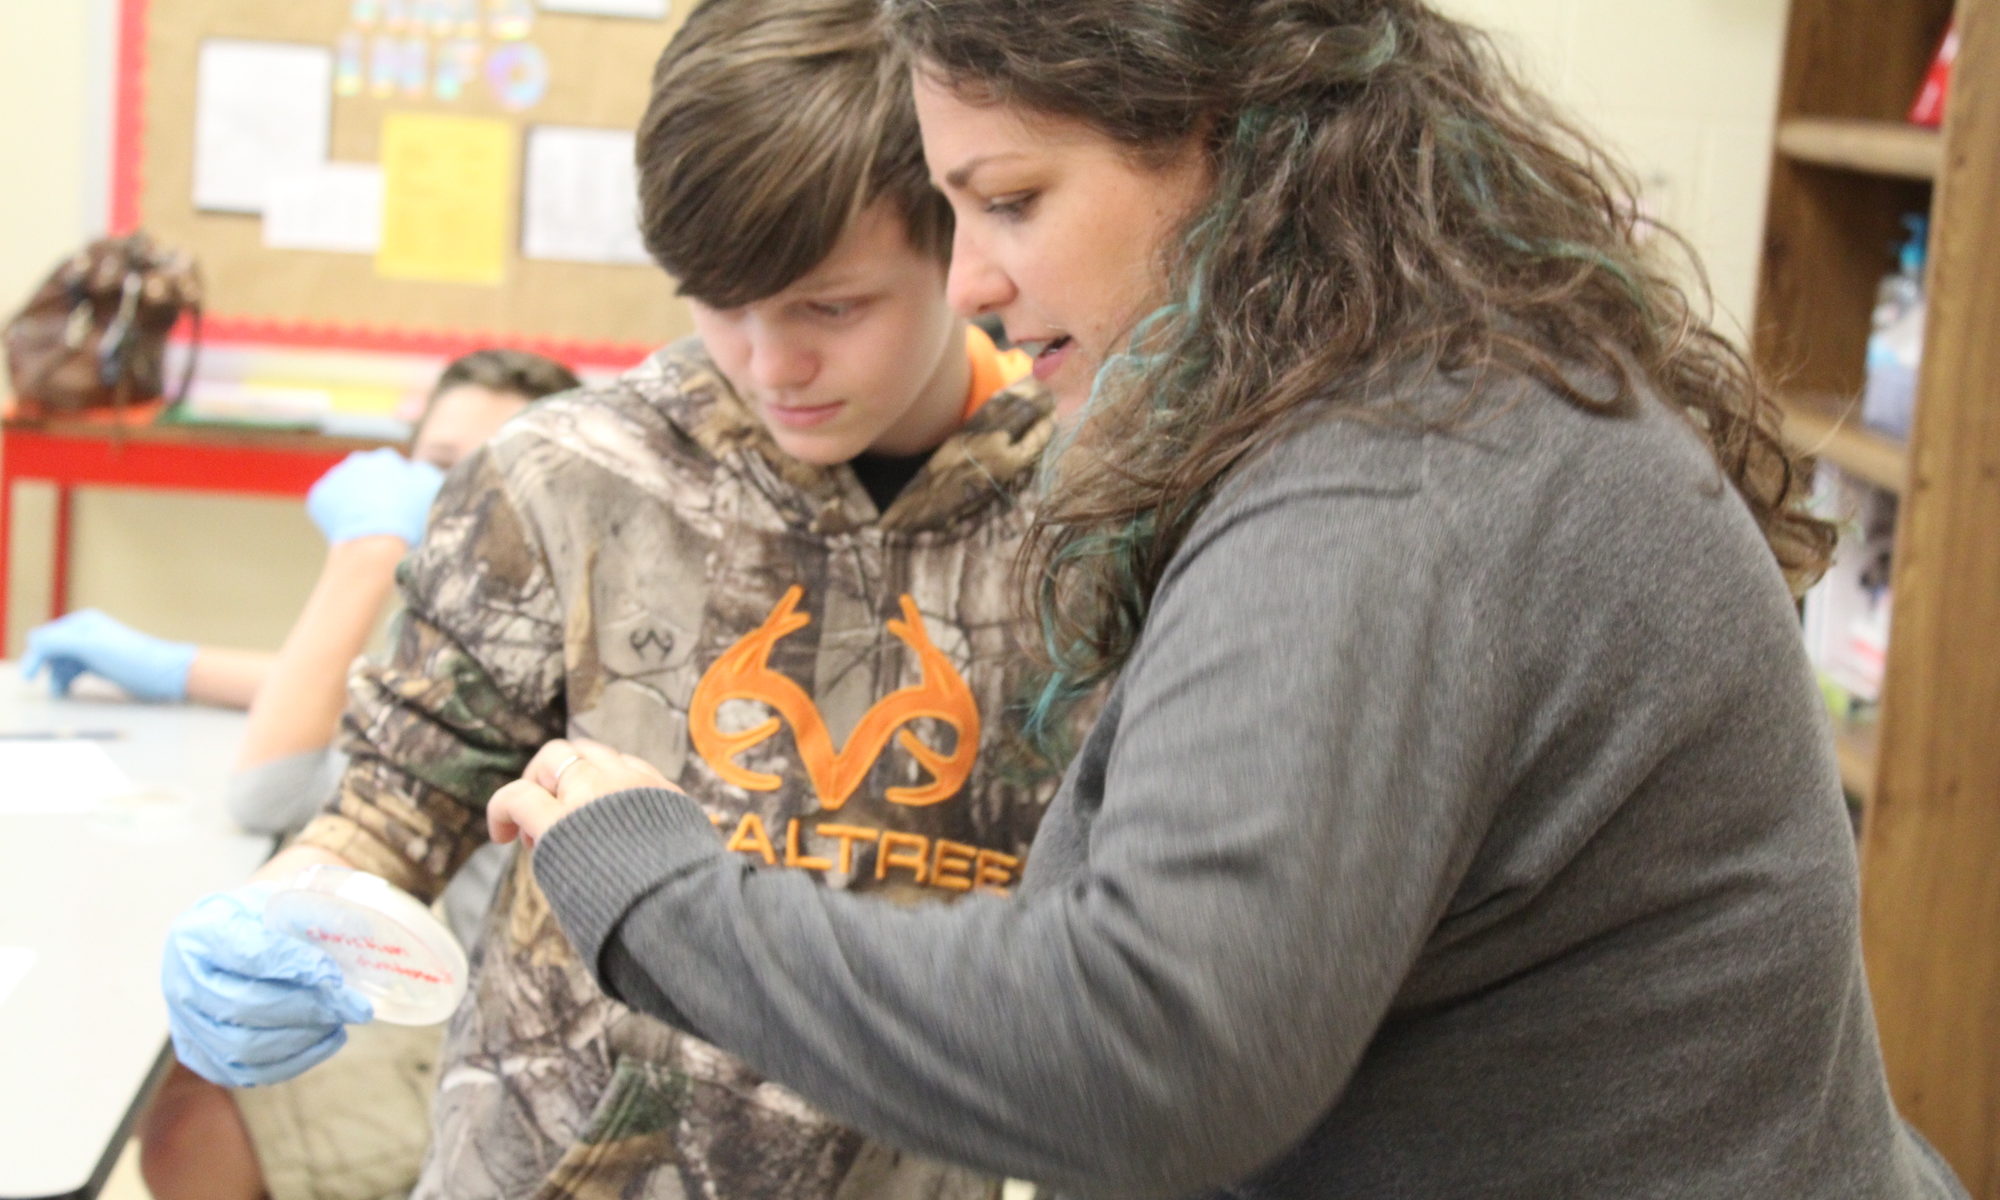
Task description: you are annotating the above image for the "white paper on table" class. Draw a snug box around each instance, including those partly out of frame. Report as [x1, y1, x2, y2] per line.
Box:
[0, 741, 138, 815]
[264, 164, 385, 254]
[521, 125, 652, 266]
[194, 39, 335, 215]
[0, 948, 33, 1009]
[536, 0, 669, 17]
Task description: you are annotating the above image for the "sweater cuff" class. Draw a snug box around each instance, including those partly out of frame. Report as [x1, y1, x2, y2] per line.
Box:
[532, 787, 723, 988]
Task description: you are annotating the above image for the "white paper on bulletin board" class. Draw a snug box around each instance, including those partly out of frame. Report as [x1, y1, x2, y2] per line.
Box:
[264, 163, 384, 254]
[537, 0, 670, 17]
[521, 125, 651, 266]
[193, 39, 335, 215]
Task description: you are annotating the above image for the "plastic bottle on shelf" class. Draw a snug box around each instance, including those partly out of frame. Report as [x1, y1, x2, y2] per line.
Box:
[1860, 215, 1928, 440]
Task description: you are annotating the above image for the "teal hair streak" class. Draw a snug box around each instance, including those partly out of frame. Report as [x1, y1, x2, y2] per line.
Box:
[1331, 12, 1402, 83]
[1023, 151, 1253, 753]
[1023, 68, 1390, 752]
[1075, 109, 1271, 422]
[1441, 116, 1649, 309]
[1022, 513, 1156, 752]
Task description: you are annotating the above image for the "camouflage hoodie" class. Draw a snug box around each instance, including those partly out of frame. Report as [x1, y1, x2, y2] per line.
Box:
[296, 335, 1059, 1199]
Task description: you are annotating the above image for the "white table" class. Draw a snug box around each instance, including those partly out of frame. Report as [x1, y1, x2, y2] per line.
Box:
[0, 669, 270, 1200]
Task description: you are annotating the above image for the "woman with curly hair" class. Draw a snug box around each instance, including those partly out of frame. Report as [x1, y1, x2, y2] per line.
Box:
[493, 2, 1966, 1195]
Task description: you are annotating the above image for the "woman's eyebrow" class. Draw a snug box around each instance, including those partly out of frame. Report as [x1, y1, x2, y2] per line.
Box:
[942, 152, 1029, 190]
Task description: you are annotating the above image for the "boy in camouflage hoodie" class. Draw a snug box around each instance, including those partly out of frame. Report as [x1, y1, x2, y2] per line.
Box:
[157, 0, 1058, 1196]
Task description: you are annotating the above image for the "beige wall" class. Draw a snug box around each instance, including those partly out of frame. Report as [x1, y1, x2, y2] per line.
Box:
[1438, 0, 1789, 338]
[1, 2, 1788, 659]
[2, 3, 324, 657]
[0, 4, 97, 307]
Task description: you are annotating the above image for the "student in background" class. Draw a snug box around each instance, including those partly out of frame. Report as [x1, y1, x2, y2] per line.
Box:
[482, 1, 1966, 1197]
[65, 348, 578, 1200]
[154, 0, 1056, 1197]
[19, 347, 580, 727]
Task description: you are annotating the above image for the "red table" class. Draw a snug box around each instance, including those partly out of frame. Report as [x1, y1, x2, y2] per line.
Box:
[0, 420, 393, 648]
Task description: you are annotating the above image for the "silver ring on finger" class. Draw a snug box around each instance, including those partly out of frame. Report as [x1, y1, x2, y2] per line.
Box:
[551, 753, 585, 788]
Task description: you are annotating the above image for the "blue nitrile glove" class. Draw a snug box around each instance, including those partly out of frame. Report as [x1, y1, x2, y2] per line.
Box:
[161, 882, 374, 1088]
[305, 449, 446, 547]
[19, 609, 198, 701]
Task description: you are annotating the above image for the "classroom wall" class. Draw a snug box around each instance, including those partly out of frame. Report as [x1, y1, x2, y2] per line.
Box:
[1439, 0, 1790, 340]
[1, 1, 1789, 660]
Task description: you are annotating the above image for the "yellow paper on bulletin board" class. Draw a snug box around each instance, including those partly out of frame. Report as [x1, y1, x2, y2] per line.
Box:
[377, 113, 513, 286]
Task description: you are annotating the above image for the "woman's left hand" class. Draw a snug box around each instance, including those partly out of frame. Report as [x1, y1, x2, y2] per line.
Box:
[488, 737, 679, 847]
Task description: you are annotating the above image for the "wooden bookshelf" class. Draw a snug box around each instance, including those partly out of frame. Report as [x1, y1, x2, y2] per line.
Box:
[1756, 1, 2000, 1192]
[1777, 393, 1909, 493]
[1776, 117, 1945, 180]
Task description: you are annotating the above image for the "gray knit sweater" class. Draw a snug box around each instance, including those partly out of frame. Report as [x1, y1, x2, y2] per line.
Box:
[534, 379, 1964, 1199]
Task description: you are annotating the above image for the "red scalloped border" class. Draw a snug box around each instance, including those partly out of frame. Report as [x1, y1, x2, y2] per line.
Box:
[111, 0, 655, 371]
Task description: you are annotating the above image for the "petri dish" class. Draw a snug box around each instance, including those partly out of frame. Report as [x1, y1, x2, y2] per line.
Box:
[261, 863, 469, 1025]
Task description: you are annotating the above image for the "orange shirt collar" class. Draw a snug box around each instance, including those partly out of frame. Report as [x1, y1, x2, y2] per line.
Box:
[962, 324, 1034, 421]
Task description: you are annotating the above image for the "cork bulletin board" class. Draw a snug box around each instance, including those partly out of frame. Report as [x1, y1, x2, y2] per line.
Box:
[113, 0, 694, 367]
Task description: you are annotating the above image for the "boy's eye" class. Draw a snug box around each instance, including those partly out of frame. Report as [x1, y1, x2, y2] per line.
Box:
[984, 192, 1037, 221]
[806, 299, 866, 320]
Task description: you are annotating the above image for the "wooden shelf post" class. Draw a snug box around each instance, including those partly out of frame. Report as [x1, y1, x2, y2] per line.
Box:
[1858, 1, 2000, 1189]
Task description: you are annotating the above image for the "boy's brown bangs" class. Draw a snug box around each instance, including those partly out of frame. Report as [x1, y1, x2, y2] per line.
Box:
[636, 0, 950, 310]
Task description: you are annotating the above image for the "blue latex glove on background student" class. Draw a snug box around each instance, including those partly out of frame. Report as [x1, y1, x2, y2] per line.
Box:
[161, 882, 374, 1088]
[20, 608, 198, 701]
[306, 448, 445, 547]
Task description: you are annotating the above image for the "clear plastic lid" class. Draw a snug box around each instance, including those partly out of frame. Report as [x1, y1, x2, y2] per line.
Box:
[261, 864, 469, 1025]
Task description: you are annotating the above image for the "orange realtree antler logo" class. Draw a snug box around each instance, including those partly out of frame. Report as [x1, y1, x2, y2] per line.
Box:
[689, 587, 981, 809]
